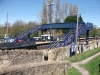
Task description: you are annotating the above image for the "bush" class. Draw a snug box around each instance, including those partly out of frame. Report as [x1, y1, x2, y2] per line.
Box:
[44, 53, 48, 61]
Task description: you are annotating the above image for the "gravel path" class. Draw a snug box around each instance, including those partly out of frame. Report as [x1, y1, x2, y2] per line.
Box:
[72, 52, 100, 75]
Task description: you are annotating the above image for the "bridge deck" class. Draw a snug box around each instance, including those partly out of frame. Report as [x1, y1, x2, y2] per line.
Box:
[41, 22, 93, 30]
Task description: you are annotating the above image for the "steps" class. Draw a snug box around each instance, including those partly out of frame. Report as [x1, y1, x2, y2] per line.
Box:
[47, 22, 93, 50]
[15, 25, 42, 38]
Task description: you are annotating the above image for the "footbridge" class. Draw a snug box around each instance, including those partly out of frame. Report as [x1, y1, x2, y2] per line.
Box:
[0, 22, 93, 50]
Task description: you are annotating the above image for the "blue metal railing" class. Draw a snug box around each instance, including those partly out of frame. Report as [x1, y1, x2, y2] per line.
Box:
[55, 23, 84, 48]
[15, 25, 42, 39]
[49, 22, 85, 49]
[48, 29, 75, 49]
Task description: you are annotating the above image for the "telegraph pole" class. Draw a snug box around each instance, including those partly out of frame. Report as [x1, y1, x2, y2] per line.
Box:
[47, 3, 54, 44]
[75, 8, 79, 54]
[6, 12, 8, 38]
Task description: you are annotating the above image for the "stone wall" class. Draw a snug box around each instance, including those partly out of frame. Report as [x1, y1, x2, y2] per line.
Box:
[48, 40, 100, 61]
[0, 50, 44, 66]
[48, 46, 70, 61]
[0, 61, 71, 75]
[0, 40, 100, 66]
[84, 40, 100, 51]
[0, 40, 100, 75]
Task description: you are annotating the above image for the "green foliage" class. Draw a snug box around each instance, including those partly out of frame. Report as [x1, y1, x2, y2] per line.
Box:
[31, 32, 38, 37]
[67, 67, 82, 75]
[79, 15, 83, 22]
[64, 15, 83, 23]
[82, 55, 100, 75]
[64, 15, 77, 22]
[61, 29, 69, 34]
[0, 26, 4, 38]
[44, 53, 48, 57]
[64, 15, 100, 38]
[55, 29, 69, 37]
[60, 65, 81, 75]
[56, 29, 64, 36]
[44, 53, 48, 61]
[89, 25, 100, 37]
[0, 20, 39, 38]
[64, 48, 100, 62]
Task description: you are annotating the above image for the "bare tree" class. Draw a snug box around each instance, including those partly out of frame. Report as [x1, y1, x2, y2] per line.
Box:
[60, 2, 68, 22]
[73, 4, 78, 16]
[11, 20, 25, 35]
[42, 0, 48, 24]
[69, 3, 78, 16]
[69, 3, 73, 16]
[40, 0, 78, 24]
[39, 0, 48, 24]
[47, 0, 54, 23]
[55, 0, 60, 23]
[27, 21, 37, 28]
[64, 2, 68, 18]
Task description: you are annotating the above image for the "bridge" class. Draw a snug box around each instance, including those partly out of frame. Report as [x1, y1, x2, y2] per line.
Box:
[0, 22, 93, 50]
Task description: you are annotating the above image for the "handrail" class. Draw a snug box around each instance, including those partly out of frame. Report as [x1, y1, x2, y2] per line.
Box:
[48, 30, 71, 49]
[49, 25, 82, 49]
[49, 23, 83, 49]
[15, 25, 41, 38]
[55, 30, 75, 48]
[48, 29, 75, 50]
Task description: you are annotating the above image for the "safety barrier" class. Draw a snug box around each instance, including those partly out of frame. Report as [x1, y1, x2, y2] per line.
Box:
[47, 22, 93, 50]
[13, 25, 42, 39]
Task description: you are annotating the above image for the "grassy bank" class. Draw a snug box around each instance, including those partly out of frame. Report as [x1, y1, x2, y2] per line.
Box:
[82, 55, 100, 75]
[59, 67, 82, 75]
[64, 48, 100, 62]
[67, 67, 82, 75]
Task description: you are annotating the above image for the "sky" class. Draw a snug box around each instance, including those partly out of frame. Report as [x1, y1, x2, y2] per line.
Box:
[0, 0, 100, 27]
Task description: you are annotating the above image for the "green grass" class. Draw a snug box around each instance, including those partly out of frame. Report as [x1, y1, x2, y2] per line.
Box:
[82, 55, 100, 75]
[64, 48, 100, 62]
[67, 67, 82, 75]
[59, 67, 82, 75]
